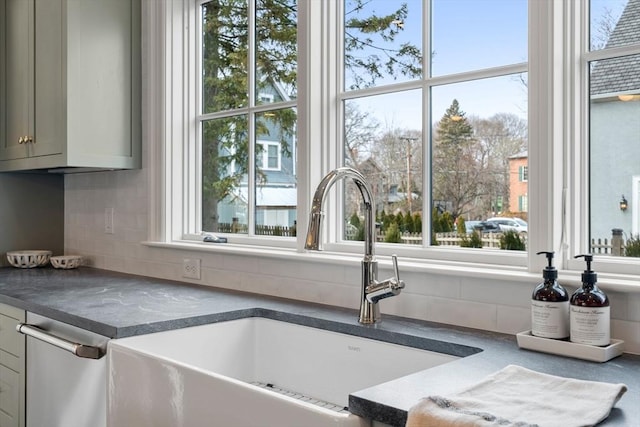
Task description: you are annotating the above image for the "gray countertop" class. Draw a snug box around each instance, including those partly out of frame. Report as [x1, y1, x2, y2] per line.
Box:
[1, 266, 638, 426]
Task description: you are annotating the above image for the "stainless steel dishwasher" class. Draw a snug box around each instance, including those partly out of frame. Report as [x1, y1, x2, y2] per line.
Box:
[16, 313, 108, 427]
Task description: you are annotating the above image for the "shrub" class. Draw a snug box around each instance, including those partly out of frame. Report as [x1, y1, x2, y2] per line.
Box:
[440, 211, 454, 232]
[403, 213, 415, 232]
[460, 230, 483, 248]
[384, 222, 402, 243]
[500, 230, 525, 251]
[432, 208, 454, 233]
[456, 217, 466, 235]
[349, 212, 361, 228]
[413, 213, 422, 232]
[625, 234, 640, 257]
[379, 212, 391, 233]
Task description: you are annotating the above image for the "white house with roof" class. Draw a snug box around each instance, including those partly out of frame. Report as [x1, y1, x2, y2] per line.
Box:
[589, 0, 640, 241]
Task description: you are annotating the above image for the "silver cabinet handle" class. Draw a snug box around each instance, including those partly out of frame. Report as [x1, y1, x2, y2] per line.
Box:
[16, 323, 104, 359]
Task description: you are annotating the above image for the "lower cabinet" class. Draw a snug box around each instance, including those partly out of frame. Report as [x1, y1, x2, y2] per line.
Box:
[0, 303, 26, 427]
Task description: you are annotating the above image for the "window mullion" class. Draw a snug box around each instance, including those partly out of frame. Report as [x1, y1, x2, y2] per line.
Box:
[247, 0, 257, 237]
[526, 0, 564, 273]
[422, 0, 432, 247]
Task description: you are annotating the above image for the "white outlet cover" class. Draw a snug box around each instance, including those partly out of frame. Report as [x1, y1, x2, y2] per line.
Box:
[183, 258, 201, 279]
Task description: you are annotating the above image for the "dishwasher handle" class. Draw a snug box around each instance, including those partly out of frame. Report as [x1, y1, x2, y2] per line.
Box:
[16, 323, 104, 359]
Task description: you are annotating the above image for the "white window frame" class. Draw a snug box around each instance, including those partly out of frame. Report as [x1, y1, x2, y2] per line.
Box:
[143, 0, 640, 285]
[565, 0, 640, 276]
[257, 140, 281, 171]
[258, 92, 275, 104]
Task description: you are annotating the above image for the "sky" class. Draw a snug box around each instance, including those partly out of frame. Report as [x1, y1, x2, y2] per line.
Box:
[344, 0, 628, 131]
[344, 0, 528, 130]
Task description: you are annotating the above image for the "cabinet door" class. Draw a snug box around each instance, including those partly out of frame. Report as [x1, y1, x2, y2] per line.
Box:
[0, 304, 26, 427]
[0, 365, 21, 427]
[1, 0, 5, 148]
[1, 0, 33, 161]
[32, 0, 64, 158]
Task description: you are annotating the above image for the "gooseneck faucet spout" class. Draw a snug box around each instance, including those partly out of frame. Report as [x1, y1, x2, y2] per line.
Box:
[305, 167, 405, 324]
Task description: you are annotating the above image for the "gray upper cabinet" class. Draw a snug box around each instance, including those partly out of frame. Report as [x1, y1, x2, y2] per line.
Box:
[0, 0, 141, 172]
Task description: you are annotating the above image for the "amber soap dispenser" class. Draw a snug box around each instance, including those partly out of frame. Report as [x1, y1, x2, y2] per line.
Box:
[570, 254, 610, 346]
[531, 251, 569, 339]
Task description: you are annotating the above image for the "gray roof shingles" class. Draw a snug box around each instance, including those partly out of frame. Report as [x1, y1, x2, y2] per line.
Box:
[590, 0, 640, 96]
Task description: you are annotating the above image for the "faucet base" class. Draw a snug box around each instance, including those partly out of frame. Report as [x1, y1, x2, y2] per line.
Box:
[358, 301, 380, 324]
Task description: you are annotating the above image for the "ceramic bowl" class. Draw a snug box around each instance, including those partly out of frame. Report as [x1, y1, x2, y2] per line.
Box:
[6, 250, 52, 268]
[50, 255, 83, 270]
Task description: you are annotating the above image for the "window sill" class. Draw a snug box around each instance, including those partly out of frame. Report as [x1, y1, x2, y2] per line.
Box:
[142, 240, 640, 294]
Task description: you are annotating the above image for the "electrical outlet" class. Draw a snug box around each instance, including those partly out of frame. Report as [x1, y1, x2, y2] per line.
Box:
[104, 208, 115, 234]
[182, 258, 201, 279]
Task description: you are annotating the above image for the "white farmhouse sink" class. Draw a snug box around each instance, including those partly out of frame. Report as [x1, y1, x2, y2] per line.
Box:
[108, 317, 460, 427]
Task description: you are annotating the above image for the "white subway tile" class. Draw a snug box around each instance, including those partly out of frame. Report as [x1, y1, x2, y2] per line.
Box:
[426, 297, 497, 331]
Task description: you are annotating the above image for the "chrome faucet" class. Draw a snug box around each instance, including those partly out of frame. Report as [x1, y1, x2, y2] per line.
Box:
[305, 167, 405, 324]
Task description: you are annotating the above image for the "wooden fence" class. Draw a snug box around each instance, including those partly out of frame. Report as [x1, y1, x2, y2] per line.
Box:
[344, 230, 504, 248]
[218, 222, 297, 237]
[435, 232, 503, 248]
[217, 222, 627, 255]
[590, 230, 625, 255]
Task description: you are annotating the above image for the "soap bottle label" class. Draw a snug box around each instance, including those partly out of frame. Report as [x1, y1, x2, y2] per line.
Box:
[570, 306, 610, 346]
[531, 300, 569, 339]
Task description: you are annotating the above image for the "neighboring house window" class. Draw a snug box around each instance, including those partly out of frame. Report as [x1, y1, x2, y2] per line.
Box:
[257, 141, 281, 171]
[519, 166, 528, 182]
[518, 195, 528, 212]
[258, 93, 275, 104]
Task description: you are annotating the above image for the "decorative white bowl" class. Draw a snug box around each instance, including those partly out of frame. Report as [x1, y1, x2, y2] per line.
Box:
[6, 250, 52, 268]
[50, 255, 83, 270]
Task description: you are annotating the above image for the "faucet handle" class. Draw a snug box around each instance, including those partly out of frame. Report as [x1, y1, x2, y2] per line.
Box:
[391, 254, 405, 290]
[392, 254, 400, 283]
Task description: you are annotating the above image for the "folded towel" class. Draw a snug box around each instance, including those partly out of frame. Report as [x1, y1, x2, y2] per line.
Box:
[406, 365, 627, 427]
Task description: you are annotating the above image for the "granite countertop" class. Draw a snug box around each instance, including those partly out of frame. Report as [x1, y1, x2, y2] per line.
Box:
[1, 266, 638, 427]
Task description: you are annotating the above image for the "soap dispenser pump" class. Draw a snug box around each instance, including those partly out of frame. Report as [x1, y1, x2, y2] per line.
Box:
[531, 251, 569, 339]
[570, 254, 610, 346]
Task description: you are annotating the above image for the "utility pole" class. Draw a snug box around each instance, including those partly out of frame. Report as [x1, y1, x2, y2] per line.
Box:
[400, 137, 418, 214]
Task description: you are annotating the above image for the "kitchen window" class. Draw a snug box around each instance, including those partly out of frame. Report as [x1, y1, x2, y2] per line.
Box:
[149, 0, 640, 278]
[197, 0, 297, 237]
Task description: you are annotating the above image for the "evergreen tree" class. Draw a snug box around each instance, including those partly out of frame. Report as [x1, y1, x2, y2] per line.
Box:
[344, 0, 421, 90]
[349, 212, 361, 228]
[384, 222, 402, 243]
[413, 213, 422, 233]
[403, 212, 415, 233]
[432, 100, 479, 219]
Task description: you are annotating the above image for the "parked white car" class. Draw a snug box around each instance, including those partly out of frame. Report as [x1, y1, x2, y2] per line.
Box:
[486, 217, 528, 234]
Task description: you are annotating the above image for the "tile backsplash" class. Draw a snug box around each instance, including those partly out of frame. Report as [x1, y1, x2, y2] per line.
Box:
[65, 169, 640, 354]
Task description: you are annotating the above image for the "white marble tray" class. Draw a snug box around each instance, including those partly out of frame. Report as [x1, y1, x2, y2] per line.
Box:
[516, 330, 625, 362]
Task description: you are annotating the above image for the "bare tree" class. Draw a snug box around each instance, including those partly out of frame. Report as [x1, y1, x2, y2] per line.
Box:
[468, 113, 527, 217]
[344, 102, 381, 166]
[368, 126, 422, 214]
[591, 6, 619, 50]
